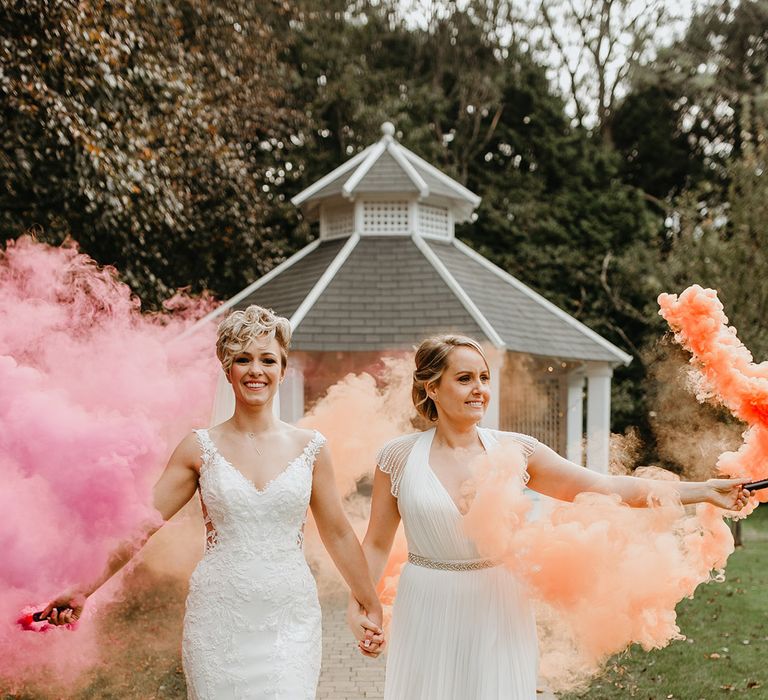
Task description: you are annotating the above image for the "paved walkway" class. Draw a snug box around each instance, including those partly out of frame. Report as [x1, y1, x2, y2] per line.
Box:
[317, 596, 557, 699]
[318, 596, 386, 699]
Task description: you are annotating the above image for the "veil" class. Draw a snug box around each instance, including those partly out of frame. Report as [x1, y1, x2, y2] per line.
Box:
[209, 371, 235, 427]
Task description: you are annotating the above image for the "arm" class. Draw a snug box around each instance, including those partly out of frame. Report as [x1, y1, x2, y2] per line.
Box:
[526, 442, 750, 509]
[309, 444, 383, 630]
[346, 465, 402, 657]
[361, 466, 401, 584]
[42, 432, 202, 624]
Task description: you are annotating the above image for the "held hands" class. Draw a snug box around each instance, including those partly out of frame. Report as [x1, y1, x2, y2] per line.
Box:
[346, 597, 385, 658]
[706, 478, 751, 511]
[39, 589, 87, 626]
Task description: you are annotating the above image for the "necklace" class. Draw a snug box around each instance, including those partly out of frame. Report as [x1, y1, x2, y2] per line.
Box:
[245, 432, 262, 456]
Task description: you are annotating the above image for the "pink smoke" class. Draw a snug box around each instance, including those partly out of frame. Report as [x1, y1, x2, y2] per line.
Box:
[0, 237, 218, 690]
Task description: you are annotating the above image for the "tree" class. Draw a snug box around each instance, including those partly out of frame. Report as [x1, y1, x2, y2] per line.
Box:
[613, 0, 768, 201]
[0, 0, 308, 306]
[289, 0, 521, 185]
[612, 82, 707, 201]
[519, 0, 679, 142]
[657, 120, 768, 360]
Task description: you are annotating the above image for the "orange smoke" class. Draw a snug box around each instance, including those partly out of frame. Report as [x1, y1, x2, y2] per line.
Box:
[376, 535, 408, 627]
[298, 357, 414, 601]
[659, 284, 768, 503]
[462, 443, 735, 691]
[299, 357, 415, 498]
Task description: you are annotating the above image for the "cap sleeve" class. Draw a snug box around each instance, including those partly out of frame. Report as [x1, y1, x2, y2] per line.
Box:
[507, 432, 538, 461]
[487, 430, 538, 486]
[376, 433, 420, 497]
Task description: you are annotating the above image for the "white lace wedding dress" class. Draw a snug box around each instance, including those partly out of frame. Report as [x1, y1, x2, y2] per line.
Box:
[379, 427, 539, 699]
[182, 429, 326, 700]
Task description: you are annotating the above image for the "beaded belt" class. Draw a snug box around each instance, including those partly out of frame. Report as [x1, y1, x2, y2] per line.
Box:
[407, 552, 499, 571]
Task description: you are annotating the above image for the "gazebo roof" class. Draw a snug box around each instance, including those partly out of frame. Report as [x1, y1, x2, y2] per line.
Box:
[208, 235, 631, 364]
[192, 124, 631, 366]
[292, 122, 481, 223]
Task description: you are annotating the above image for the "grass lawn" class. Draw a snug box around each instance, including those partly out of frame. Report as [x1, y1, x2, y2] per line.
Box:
[565, 506, 768, 699]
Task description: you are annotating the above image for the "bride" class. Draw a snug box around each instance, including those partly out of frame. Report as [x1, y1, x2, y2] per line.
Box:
[42, 305, 383, 699]
[349, 333, 750, 699]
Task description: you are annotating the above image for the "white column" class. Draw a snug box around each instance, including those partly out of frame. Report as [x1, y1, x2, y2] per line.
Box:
[566, 371, 585, 465]
[279, 365, 305, 424]
[353, 199, 364, 235]
[585, 363, 613, 473]
[481, 350, 504, 430]
[408, 199, 418, 236]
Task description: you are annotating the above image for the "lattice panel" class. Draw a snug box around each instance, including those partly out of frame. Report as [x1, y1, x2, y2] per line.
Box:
[500, 375, 564, 453]
[362, 201, 409, 234]
[418, 204, 450, 238]
[323, 206, 354, 238]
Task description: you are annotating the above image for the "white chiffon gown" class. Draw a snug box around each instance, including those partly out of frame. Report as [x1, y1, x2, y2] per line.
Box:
[379, 427, 539, 700]
[182, 429, 326, 700]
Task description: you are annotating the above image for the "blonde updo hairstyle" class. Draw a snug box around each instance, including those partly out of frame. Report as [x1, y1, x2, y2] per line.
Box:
[412, 334, 489, 421]
[216, 305, 292, 373]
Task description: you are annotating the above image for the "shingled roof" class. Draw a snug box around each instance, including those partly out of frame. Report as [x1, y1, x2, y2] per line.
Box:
[202, 234, 631, 364]
[292, 122, 480, 223]
[191, 124, 631, 366]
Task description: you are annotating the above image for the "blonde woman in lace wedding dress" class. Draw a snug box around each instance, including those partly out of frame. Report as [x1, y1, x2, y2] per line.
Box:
[348, 334, 750, 700]
[42, 305, 383, 699]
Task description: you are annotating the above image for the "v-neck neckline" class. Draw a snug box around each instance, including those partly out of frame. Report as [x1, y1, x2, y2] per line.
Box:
[204, 429, 316, 496]
[424, 426, 492, 517]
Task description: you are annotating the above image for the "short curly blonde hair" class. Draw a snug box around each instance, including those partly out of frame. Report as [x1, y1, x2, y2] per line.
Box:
[216, 305, 291, 372]
[412, 334, 489, 421]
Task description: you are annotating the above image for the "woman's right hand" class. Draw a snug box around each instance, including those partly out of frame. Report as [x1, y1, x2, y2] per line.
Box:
[705, 478, 751, 511]
[40, 589, 87, 625]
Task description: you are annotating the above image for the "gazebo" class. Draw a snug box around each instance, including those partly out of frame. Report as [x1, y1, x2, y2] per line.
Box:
[197, 123, 631, 472]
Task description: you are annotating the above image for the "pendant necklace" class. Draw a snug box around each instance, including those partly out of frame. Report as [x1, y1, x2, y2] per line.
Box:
[246, 431, 262, 456]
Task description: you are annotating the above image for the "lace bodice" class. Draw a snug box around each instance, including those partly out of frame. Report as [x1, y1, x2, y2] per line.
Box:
[194, 428, 325, 557]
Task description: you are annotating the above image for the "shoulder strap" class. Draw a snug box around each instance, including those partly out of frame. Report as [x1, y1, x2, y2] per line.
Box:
[305, 430, 327, 462]
[376, 433, 420, 497]
[194, 428, 216, 467]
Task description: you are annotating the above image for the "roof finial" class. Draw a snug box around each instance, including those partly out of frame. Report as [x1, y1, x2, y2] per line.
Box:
[381, 121, 396, 140]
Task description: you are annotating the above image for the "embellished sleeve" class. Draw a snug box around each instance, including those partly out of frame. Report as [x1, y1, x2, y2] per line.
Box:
[505, 432, 538, 461]
[376, 433, 420, 498]
[489, 430, 539, 485]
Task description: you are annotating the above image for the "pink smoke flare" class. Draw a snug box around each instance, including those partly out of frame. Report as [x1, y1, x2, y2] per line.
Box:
[0, 237, 218, 690]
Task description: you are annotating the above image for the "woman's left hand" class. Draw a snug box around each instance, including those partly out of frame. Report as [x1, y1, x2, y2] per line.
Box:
[345, 597, 385, 657]
[706, 478, 751, 511]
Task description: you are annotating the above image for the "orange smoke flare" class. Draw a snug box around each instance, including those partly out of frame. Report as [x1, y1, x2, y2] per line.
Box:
[659, 284, 768, 504]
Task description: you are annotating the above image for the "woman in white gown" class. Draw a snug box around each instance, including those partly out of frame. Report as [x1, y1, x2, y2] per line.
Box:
[43, 305, 383, 699]
[348, 334, 751, 700]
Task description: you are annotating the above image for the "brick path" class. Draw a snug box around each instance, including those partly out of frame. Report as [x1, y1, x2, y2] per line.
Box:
[318, 596, 386, 699]
[317, 595, 557, 700]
